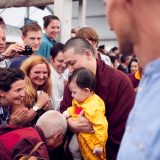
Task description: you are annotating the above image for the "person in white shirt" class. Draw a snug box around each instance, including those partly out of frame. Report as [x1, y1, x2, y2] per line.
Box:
[50, 42, 67, 111]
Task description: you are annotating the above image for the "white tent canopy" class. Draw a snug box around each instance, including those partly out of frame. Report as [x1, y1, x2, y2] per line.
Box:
[0, 0, 54, 8]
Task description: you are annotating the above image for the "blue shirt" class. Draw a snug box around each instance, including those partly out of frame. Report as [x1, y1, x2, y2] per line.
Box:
[37, 34, 56, 61]
[117, 59, 160, 160]
[9, 55, 29, 68]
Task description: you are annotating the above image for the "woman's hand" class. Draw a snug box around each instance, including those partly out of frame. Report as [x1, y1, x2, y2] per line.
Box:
[9, 108, 29, 125]
[36, 91, 50, 108]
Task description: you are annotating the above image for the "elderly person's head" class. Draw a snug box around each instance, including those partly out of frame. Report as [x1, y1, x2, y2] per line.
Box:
[36, 110, 67, 150]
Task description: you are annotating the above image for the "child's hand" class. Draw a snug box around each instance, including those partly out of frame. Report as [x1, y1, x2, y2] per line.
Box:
[93, 147, 103, 155]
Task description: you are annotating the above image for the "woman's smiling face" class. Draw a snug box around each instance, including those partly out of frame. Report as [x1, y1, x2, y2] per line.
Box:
[29, 63, 49, 89]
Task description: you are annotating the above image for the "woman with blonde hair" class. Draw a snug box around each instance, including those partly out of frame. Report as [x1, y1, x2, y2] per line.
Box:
[21, 55, 52, 106]
[9, 55, 51, 126]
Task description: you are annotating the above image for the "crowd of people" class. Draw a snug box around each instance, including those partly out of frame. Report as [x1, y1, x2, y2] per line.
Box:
[0, 0, 160, 159]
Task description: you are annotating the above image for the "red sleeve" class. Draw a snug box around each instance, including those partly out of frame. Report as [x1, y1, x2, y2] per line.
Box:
[60, 84, 72, 113]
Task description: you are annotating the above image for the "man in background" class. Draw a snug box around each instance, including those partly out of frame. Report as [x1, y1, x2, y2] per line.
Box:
[0, 27, 24, 67]
[10, 22, 42, 68]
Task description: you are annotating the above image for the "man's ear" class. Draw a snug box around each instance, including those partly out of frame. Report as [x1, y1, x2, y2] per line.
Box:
[84, 50, 93, 59]
[53, 131, 62, 140]
[84, 88, 90, 93]
[0, 90, 5, 97]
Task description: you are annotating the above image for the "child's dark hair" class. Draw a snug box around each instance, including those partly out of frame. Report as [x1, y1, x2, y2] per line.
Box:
[68, 67, 96, 92]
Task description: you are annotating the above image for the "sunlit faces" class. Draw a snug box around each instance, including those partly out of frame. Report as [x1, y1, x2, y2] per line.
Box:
[22, 31, 42, 53]
[50, 51, 66, 74]
[63, 48, 89, 73]
[2, 80, 25, 106]
[29, 63, 49, 89]
[45, 19, 60, 40]
[0, 27, 6, 53]
[130, 61, 139, 73]
[69, 80, 90, 103]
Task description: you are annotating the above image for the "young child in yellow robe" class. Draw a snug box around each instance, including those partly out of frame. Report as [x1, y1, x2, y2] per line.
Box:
[63, 67, 108, 160]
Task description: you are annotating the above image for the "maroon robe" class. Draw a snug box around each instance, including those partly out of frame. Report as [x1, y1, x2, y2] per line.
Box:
[60, 59, 135, 160]
[0, 126, 49, 160]
[128, 72, 140, 88]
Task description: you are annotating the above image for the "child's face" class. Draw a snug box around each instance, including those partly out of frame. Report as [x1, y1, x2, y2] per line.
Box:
[69, 81, 90, 103]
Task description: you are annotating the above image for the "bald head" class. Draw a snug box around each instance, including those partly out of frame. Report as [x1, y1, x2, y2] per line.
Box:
[36, 110, 67, 138]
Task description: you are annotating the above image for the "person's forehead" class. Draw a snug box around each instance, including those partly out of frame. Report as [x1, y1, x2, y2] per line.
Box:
[49, 19, 60, 26]
[64, 48, 80, 61]
[55, 52, 64, 60]
[25, 30, 42, 37]
[31, 63, 48, 71]
[10, 79, 25, 89]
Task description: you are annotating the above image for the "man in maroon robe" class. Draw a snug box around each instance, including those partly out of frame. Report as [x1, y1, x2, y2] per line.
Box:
[60, 37, 135, 160]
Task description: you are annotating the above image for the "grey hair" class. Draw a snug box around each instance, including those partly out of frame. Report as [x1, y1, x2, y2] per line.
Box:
[36, 110, 67, 138]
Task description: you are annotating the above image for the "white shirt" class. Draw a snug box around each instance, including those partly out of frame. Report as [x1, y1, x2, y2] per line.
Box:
[50, 65, 65, 111]
[0, 59, 10, 68]
[100, 54, 112, 66]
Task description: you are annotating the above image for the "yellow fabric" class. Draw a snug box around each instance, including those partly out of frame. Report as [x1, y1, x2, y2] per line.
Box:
[135, 71, 141, 80]
[67, 94, 108, 160]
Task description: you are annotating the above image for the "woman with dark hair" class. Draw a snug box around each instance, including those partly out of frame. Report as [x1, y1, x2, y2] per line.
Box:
[128, 57, 142, 91]
[37, 15, 60, 61]
[0, 68, 26, 127]
[128, 57, 139, 73]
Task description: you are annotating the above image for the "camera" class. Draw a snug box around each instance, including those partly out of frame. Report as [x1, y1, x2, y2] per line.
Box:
[19, 45, 33, 55]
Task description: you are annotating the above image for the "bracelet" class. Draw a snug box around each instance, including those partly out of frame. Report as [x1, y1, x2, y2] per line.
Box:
[66, 115, 72, 120]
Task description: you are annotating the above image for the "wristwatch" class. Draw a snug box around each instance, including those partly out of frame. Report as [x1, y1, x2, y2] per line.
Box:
[32, 104, 40, 112]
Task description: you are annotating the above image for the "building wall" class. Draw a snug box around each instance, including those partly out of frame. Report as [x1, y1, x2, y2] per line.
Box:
[72, 0, 118, 50]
